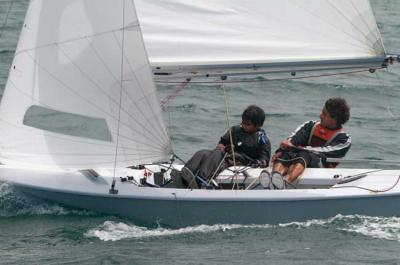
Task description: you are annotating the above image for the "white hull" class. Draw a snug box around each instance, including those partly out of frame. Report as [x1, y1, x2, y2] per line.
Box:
[1, 165, 400, 227]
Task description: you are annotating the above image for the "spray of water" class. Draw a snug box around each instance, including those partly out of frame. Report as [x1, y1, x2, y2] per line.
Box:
[85, 214, 400, 242]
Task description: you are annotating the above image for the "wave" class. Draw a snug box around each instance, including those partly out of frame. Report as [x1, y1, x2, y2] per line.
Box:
[0, 182, 96, 217]
[172, 103, 196, 112]
[85, 214, 400, 242]
[280, 214, 400, 241]
[0, 49, 15, 55]
[84, 221, 272, 242]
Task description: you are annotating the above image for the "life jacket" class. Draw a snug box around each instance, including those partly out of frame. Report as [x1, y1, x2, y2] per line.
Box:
[307, 122, 343, 168]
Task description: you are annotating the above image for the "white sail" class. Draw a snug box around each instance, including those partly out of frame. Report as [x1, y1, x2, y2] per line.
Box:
[135, 0, 387, 77]
[0, 0, 171, 169]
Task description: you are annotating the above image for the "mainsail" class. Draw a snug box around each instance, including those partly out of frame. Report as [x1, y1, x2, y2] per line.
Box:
[135, 0, 389, 78]
[0, 0, 171, 169]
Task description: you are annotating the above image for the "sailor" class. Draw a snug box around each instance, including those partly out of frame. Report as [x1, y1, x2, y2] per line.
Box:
[172, 105, 271, 189]
[271, 97, 351, 189]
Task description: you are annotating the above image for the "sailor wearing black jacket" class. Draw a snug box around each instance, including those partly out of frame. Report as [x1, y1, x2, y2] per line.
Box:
[271, 98, 351, 188]
[174, 105, 271, 189]
[219, 124, 271, 166]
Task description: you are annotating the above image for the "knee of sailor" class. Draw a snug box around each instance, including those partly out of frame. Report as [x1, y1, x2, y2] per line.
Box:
[195, 149, 212, 157]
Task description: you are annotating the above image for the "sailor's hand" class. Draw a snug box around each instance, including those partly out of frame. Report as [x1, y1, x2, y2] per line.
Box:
[259, 160, 268, 168]
[272, 152, 282, 162]
[217, 144, 226, 152]
[250, 160, 267, 168]
[280, 139, 294, 150]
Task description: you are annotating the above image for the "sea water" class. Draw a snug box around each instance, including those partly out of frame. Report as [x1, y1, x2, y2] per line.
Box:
[1, 1, 400, 264]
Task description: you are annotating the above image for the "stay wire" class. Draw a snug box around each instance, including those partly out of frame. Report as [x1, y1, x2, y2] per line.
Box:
[220, 77, 238, 190]
[161, 80, 192, 158]
[112, 0, 126, 185]
[161, 79, 191, 109]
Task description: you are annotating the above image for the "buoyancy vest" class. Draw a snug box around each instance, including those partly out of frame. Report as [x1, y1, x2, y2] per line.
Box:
[307, 122, 343, 168]
[307, 122, 343, 147]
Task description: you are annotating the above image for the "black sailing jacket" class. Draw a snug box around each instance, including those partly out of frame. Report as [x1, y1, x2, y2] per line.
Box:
[219, 125, 271, 164]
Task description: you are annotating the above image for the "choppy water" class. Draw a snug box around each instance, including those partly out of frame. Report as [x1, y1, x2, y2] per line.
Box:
[1, 0, 400, 264]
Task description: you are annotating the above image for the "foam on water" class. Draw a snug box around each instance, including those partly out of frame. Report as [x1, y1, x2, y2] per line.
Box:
[84, 221, 272, 241]
[281, 214, 400, 242]
[0, 182, 95, 217]
[339, 215, 400, 241]
[86, 214, 400, 242]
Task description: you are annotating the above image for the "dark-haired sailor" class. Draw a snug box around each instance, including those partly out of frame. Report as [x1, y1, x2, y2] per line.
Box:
[271, 97, 351, 189]
[172, 105, 271, 189]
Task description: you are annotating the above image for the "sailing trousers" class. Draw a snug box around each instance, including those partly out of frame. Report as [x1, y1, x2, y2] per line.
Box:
[185, 149, 225, 180]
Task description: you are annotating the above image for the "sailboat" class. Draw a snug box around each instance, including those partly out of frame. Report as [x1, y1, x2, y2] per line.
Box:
[1, 0, 400, 227]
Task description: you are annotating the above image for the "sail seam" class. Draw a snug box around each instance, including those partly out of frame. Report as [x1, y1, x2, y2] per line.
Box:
[24, 51, 167, 149]
[348, 0, 383, 55]
[128, 0, 172, 149]
[0, 119, 166, 161]
[85, 37, 168, 144]
[14, 24, 140, 56]
[111, 31, 171, 145]
[349, 0, 376, 41]
[0, 154, 163, 167]
[326, 0, 376, 50]
[290, 1, 376, 53]
[57, 44, 167, 145]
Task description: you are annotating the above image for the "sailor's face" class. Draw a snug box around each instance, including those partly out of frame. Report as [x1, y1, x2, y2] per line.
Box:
[241, 120, 260, 134]
[320, 107, 338, 129]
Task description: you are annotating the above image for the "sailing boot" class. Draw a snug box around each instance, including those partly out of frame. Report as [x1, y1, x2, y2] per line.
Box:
[259, 170, 273, 189]
[271, 171, 285, 190]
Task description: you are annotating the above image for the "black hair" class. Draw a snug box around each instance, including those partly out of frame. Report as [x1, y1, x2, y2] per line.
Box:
[242, 105, 265, 126]
[324, 97, 350, 127]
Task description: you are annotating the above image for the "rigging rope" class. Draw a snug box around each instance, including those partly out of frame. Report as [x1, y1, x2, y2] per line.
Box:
[160, 78, 191, 109]
[331, 175, 400, 193]
[220, 76, 239, 190]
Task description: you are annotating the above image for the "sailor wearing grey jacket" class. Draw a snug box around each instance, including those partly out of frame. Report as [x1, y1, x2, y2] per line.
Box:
[286, 120, 351, 161]
[272, 98, 351, 186]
